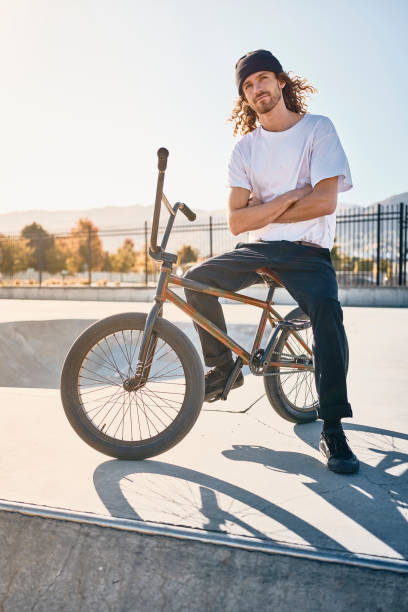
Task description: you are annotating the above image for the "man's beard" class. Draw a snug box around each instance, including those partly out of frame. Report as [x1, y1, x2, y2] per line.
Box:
[254, 87, 281, 115]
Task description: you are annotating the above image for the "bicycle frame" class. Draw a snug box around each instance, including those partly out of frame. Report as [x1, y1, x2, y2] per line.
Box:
[132, 148, 313, 388]
[158, 265, 311, 365]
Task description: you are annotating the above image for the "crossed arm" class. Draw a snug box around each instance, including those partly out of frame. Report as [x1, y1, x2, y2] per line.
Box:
[228, 176, 339, 236]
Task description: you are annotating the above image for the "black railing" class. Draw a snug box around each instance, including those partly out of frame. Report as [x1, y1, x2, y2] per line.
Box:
[0, 203, 406, 288]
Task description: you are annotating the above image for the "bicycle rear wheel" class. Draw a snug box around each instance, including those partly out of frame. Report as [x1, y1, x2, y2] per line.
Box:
[61, 312, 204, 459]
[264, 307, 349, 423]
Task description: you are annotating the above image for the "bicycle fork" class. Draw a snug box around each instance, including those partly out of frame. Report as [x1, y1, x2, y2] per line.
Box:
[123, 265, 170, 392]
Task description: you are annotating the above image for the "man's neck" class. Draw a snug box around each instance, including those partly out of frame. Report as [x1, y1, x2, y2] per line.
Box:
[259, 107, 303, 132]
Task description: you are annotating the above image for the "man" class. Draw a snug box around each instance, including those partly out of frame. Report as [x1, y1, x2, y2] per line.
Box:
[185, 49, 358, 474]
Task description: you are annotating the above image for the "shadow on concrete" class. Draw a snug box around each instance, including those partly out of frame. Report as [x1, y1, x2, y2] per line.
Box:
[222, 421, 408, 560]
[93, 459, 348, 553]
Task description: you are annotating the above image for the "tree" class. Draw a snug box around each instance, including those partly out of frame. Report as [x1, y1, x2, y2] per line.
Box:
[101, 250, 114, 272]
[111, 239, 138, 274]
[133, 243, 158, 280]
[177, 244, 198, 266]
[0, 235, 31, 277]
[330, 237, 342, 268]
[45, 238, 67, 275]
[64, 218, 104, 274]
[21, 222, 53, 271]
[354, 258, 374, 273]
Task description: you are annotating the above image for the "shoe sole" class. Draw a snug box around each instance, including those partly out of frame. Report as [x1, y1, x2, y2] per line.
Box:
[327, 460, 360, 474]
[204, 377, 244, 403]
[319, 439, 360, 474]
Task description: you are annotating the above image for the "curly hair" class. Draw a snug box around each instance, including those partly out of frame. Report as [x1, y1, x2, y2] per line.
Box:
[229, 71, 318, 137]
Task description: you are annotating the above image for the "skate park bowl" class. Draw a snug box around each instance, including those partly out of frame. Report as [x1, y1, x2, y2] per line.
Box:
[0, 302, 407, 610]
[0, 319, 95, 388]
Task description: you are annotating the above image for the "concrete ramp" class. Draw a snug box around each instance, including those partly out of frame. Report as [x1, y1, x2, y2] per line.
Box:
[1, 302, 408, 610]
[0, 317, 261, 389]
[0, 320, 95, 388]
[0, 501, 406, 612]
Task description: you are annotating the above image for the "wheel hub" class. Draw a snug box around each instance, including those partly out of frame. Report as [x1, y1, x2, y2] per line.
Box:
[123, 376, 145, 392]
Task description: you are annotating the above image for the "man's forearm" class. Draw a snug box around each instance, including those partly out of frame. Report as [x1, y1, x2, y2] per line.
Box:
[273, 192, 333, 223]
[229, 190, 302, 235]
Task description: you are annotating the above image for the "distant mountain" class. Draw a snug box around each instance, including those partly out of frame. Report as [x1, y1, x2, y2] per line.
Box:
[366, 192, 408, 209]
[0, 203, 227, 236]
[1, 192, 407, 236]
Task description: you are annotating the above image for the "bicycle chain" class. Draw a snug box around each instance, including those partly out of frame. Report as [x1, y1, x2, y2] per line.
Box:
[250, 351, 313, 376]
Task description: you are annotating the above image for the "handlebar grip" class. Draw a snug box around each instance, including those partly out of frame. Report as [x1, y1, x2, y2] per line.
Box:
[179, 203, 196, 222]
[157, 147, 169, 171]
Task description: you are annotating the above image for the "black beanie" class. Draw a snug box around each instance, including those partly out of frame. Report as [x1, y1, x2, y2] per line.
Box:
[235, 49, 283, 95]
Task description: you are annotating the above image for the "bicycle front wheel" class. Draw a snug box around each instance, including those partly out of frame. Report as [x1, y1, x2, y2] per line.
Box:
[61, 312, 204, 459]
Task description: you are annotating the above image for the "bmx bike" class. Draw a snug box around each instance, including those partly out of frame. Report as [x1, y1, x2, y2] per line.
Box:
[61, 148, 347, 460]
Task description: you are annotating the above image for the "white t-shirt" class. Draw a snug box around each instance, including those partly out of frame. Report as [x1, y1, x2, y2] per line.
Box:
[227, 113, 352, 249]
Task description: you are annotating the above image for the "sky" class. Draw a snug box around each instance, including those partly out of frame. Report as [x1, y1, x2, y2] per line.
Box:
[0, 0, 407, 216]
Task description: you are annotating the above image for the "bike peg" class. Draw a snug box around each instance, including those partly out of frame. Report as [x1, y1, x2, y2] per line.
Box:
[157, 148, 169, 171]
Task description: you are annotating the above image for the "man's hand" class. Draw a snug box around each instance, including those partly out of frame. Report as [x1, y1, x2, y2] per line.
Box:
[273, 177, 338, 223]
[247, 194, 263, 207]
[247, 185, 313, 209]
[294, 184, 314, 199]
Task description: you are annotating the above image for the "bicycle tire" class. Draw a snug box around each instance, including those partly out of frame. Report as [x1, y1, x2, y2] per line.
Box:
[61, 312, 204, 459]
[263, 306, 349, 424]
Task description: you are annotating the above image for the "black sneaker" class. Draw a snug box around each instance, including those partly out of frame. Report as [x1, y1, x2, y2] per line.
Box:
[319, 426, 360, 474]
[204, 366, 244, 402]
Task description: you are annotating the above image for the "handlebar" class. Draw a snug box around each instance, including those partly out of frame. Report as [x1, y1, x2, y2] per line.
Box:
[178, 203, 196, 222]
[150, 148, 196, 257]
[150, 148, 168, 253]
[157, 147, 169, 172]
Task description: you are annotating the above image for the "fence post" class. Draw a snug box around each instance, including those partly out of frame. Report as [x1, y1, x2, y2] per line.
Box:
[398, 202, 404, 286]
[87, 226, 92, 286]
[145, 221, 149, 287]
[376, 204, 381, 286]
[38, 236, 43, 287]
[209, 216, 213, 258]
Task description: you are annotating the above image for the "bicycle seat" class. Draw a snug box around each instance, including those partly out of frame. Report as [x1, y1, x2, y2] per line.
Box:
[256, 267, 284, 288]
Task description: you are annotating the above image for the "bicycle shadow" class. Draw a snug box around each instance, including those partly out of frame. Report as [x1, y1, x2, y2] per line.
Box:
[93, 459, 349, 553]
[222, 422, 408, 560]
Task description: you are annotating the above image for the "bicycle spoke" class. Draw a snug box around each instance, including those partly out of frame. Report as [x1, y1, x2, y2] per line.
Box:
[79, 365, 123, 386]
[93, 341, 123, 378]
[84, 388, 124, 418]
[274, 326, 318, 412]
[149, 362, 184, 380]
[103, 337, 125, 381]
[103, 392, 128, 436]
[96, 390, 127, 432]
[143, 386, 183, 410]
[138, 390, 172, 429]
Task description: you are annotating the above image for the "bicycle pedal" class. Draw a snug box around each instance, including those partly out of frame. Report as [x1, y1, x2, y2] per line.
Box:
[206, 391, 223, 403]
[281, 319, 311, 331]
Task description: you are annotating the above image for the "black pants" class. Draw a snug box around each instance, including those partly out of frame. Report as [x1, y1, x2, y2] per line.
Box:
[184, 240, 352, 421]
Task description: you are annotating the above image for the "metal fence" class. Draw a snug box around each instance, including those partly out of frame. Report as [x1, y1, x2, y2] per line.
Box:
[0, 202, 406, 288]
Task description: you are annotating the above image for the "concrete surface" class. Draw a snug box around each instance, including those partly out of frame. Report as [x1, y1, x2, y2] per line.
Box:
[0, 299, 407, 609]
[0, 508, 406, 612]
[0, 284, 408, 306]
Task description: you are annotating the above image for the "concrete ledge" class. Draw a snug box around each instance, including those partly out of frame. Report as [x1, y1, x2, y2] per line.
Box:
[0, 286, 157, 302]
[0, 505, 406, 612]
[338, 286, 408, 307]
[0, 285, 407, 307]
